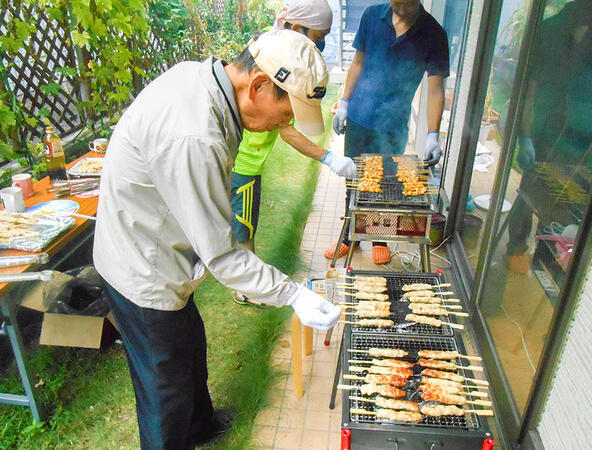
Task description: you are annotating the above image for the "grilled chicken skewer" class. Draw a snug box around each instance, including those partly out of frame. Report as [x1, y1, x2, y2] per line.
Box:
[351, 291, 389, 301]
[422, 369, 489, 386]
[351, 408, 423, 422]
[340, 319, 394, 327]
[343, 374, 409, 387]
[343, 309, 391, 319]
[402, 283, 451, 291]
[339, 301, 392, 309]
[348, 348, 408, 358]
[419, 382, 489, 398]
[341, 303, 391, 314]
[407, 297, 462, 307]
[338, 383, 405, 398]
[337, 283, 387, 293]
[348, 358, 414, 369]
[349, 365, 414, 378]
[418, 350, 482, 362]
[420, 404, 494, 417]
[420, 391, 492, 407]
[349, 396, 419, 412]
[417, 358, 482, 372]
[405, 314, 464, 329]
[408, 304, 469, 317]
[422, 377, 489, 391]
[403, 290, 454, 298]
[343, 275, 388, 284]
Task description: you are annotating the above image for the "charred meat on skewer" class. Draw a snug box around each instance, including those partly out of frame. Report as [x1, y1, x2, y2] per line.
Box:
[358, 383, 406, 398]
[420, 404, 465, 417]
[418, 358, 458, 371]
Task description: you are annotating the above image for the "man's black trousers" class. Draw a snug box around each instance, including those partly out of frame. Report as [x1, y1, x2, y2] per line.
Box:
[102, 279, 215, 449]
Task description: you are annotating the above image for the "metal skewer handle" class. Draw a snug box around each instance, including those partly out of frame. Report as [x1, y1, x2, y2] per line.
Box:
[0, 270, 53, 283]
[0, 253, 49, 268]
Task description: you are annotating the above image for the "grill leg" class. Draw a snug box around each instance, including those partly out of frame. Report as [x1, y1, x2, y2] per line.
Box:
[344, 242, 357, 268]
[329, 326, 345, 409]
[419, 243, 431, 272]
[331, 217, 351, 268]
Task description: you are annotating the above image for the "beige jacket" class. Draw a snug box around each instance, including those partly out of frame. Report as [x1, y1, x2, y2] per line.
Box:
[93, 58, 297, 310]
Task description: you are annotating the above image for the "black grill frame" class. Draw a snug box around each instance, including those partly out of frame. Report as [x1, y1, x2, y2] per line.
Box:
[340, 270, 492, 449]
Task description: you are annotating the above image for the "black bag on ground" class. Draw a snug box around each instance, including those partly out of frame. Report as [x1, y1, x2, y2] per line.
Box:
[44, 266, 110, 317]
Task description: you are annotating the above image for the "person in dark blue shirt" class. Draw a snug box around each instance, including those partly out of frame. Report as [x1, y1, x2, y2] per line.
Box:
[326, 0, 449, 264]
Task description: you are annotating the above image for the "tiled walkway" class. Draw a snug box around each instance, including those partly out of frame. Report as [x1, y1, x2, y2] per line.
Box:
[250, 136, 450, 449]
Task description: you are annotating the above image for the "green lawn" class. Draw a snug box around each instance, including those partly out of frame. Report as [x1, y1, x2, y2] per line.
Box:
[0, 86, 337, 449]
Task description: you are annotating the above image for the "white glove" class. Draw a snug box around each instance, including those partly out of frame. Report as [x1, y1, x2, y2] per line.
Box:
[424, 132, 442, 166]
[322, 151, 357, 178]
[332, 99, 348, 135]
[286, 285, 341, 331]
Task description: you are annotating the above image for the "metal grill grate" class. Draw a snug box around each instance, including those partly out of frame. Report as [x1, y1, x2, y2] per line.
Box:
[347, 334, 481, 430]
[354, 155, 431, 207]
[346, 272, 455, 336]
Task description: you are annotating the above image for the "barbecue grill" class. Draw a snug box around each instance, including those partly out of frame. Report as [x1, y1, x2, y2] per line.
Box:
[331, 270, 492, 449]
[343, 155, 436, 271]
[341, 334, 492, 449]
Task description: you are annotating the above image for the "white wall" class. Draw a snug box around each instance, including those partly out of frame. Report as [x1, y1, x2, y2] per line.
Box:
[537, 261, 592, 449]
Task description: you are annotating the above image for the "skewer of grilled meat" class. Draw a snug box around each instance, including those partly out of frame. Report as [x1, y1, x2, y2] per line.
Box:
[339, 300, 392, 309]
[420, 404, 494, 417]
[348, 358, 414, 369]
[403, 290, 454, 298]
[344, 308, 391, 319]
[402, 283, 451, 292]
[340, 319, 394, 328]
[338, 383, 405, 398]
[350, 396, 419, 412]
[353, 291, 389, 301]
[343, 373, 409, 387]
[417, 358, 482, 372]
[349, 348, 408, 358]
[341, 303, 391, 314]
[418, 350, 482, 362]
[421, 369, 489, 386]
[337, 283, 387, 293]
[420, 391, 492, 407]
[344, 275, 388, 284]
[419, 382, 489, 398]
[405, 314, 464, 329]
[349, 365, 414, 378]
[408, 304, 469, 317]
[351, 408, 423, 422]
[422, 377, 489, 391]
[406, 296, 461, 305]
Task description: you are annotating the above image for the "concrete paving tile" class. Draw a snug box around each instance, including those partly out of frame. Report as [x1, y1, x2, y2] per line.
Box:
[282, 390, 308, 410]
[254, 407, 280, 427]
[303, 410, 331, 432]
[308, 376, 334, 394]
[301, 429, 330, 450]
[277, 408, 306, 429]
[273, 427, 303, 450]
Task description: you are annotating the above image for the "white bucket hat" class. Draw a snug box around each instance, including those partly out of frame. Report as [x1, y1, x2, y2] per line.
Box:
[248, 29, 328, 136]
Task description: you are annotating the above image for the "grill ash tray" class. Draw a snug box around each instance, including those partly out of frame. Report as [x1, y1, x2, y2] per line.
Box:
[344, 271, 459, 337]
[344, 334, 483, 430]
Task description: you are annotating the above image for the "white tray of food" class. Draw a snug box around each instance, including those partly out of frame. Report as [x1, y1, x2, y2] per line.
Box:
[67, 157, 104, 177]
[0, 211, 75, 251]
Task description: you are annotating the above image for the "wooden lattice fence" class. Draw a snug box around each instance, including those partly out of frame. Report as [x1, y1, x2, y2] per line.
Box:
[0, 2, 82, 142]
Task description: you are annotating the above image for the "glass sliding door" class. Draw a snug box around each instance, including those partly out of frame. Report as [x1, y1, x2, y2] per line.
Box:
[476, 0, 592, 415]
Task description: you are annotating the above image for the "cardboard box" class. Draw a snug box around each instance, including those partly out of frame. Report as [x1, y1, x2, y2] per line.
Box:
[21, 271, 118, 349]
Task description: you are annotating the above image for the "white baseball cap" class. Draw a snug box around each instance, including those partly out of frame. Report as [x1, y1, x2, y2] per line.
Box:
[248, 29, 328, 136]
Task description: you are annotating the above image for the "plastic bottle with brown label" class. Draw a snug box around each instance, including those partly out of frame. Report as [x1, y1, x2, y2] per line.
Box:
[42, 126, 68, 183]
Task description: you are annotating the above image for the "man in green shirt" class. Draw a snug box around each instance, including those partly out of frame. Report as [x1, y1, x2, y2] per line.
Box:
[233, 0, 357, 305]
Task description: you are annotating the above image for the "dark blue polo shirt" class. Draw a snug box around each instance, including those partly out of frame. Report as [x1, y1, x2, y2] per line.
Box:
[348, 3, 449, 132]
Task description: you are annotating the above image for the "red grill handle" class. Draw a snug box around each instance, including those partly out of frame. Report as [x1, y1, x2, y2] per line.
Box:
[482, 438, 495, 450]
[341, 428, 352, 450]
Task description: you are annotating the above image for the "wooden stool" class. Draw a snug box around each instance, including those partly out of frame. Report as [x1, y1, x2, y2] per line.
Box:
[291, 314, 313, 398]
